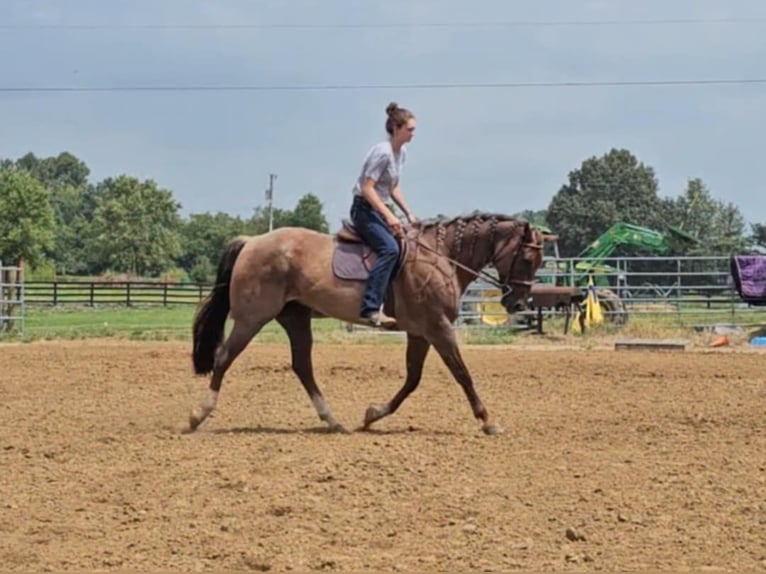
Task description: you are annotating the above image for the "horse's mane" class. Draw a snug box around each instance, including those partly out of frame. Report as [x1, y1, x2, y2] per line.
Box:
[415, 210, 526, 231]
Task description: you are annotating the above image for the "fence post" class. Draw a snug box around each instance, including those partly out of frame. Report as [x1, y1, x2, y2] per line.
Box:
[53, 281, 58, 306]
[676, 258, 682, 318]
[126, 282, 131, 307]
[163, 283, 168, 306]
[89, 282, 95, 306]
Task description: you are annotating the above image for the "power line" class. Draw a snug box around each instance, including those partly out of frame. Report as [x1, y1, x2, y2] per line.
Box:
[1, 78, 765, 93]
[2, 17, 766, 30]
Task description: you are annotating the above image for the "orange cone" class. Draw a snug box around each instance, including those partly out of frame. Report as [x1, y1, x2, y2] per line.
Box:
[710, 335, 729, 348]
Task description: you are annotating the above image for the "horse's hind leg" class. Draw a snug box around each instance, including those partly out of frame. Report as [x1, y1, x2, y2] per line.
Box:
[276, 302, 348, 434]
[189, 318, 263, 431]
[361, 334, 430, 430]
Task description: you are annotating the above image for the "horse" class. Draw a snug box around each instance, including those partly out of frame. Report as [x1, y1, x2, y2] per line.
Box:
[188, 211, 546, 436]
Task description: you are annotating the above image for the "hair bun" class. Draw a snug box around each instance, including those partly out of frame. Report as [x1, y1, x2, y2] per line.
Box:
[386, 102, 399, 116]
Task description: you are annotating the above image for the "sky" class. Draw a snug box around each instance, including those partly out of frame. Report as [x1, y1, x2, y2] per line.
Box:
[2, 0, 766, 230]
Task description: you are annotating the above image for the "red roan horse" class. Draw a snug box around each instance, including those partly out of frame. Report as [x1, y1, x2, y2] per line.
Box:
[189, 212, 545, 435]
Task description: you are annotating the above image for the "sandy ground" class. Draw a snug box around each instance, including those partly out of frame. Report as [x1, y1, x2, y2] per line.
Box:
[0, 339, 764, 571]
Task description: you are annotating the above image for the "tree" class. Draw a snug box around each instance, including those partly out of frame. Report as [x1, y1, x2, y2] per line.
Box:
[247, 205, 292, 235]
[0, 167, 56, 267]
[246, 193, 330, 235]
[751, 223, 766, 248]
[2, 151, 97, 274]
[177, 212, 248, 271]
[512, 209, 548, 227]
[666, 178, 748, 255]
[89, 175, 182, 276]
[48, 184, 98, 274]
[286, 193, 329, 232]
[14, 151, 90, 189]
[546, 149, 666, 256]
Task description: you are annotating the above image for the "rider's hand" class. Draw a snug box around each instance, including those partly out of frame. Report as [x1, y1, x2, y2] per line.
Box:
[386, 213, 403, 237]
[406, 211, 418, 224]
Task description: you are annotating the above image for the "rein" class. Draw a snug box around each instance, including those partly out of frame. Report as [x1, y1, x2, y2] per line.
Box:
[410, 227, 542, 296]
[412, 237, 509, 292]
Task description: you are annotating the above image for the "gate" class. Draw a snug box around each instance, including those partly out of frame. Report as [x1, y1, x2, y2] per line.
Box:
[0, 260, 24, 335]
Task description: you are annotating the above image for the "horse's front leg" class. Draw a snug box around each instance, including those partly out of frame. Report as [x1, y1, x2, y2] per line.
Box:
[361, 334, 430, 430]
[427, 321, 502, 436]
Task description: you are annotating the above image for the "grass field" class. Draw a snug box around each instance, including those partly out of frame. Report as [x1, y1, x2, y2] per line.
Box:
[2, 302, 764, 349]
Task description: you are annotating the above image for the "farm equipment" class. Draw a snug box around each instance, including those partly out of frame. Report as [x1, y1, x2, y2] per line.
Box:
[535, 222, 698, 325]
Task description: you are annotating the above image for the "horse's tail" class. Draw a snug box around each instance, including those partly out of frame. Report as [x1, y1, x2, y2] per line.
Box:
[192, 236, 248, 375]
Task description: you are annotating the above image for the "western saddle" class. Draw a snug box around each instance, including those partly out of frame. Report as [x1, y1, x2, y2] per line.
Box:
[335, 219, 364, 243]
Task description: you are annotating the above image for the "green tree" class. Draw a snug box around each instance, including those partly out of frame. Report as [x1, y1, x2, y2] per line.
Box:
[751, 223, 766, 248]
[667, 178, 748, 255]
[247, 205, 292, 235]
[188, 255, 215, 284]
[512, 208, 548, 226]
[286, 193, 330, 232]
[3, 151, 98, 274]
[14, 151, 90, 189]
[546, 149, 665, 256]
[48, 184, 98, 274]
[90, 175, 182, 276]
[177, 212, 248, 271]
[0, 168, 56, 266]
[247, 193, 330, 235]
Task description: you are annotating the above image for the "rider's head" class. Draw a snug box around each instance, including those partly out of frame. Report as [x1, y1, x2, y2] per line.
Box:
[386, 102, 416, 144]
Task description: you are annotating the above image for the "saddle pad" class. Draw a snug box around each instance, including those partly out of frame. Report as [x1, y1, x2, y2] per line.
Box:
[332, 241, 375, 280]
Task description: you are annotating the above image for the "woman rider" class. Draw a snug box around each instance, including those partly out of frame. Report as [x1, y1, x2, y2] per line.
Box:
[350, 102, 417, 328]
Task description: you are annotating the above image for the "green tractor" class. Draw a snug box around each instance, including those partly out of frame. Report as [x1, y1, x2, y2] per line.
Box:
[534, 222, 698, 325]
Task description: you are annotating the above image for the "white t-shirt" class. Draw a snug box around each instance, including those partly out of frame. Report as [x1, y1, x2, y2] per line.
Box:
[352, 140, 406, 203]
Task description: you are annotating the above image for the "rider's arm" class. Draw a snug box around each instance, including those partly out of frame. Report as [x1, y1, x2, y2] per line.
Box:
[361, 178, 398, 224]
[390, 184, 415, 222]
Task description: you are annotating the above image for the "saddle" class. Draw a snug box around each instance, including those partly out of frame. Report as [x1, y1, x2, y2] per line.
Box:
[336, 219, 365, 243]
[332, 219, 409, 281]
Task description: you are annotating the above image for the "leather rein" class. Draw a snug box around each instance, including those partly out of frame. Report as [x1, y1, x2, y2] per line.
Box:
[408, 227, 543, 297]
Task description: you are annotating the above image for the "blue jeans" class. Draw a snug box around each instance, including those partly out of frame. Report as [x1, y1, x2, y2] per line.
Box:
[350, 196, 401, 316]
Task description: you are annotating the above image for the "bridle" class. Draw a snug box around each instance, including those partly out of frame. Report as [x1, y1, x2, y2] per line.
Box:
[412, 222, 543, 299]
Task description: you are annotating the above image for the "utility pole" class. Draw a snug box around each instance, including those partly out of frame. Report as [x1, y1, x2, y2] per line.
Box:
[265, 173, 277, 232]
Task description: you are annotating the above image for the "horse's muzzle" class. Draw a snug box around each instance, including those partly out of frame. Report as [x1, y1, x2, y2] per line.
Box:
[501, 292, 529, 315]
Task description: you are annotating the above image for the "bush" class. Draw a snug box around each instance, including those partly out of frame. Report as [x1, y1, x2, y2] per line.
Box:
[161, 266, 190, 284]
[188, 256, 214, 284]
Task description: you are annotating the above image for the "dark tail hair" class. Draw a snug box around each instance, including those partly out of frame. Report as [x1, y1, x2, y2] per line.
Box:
[192, 236, 247, 375]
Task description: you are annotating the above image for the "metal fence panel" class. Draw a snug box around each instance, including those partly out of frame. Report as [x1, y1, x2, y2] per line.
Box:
[0, 262, 25, 335]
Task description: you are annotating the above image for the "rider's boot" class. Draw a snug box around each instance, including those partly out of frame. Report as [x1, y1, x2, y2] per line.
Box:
[362, 310, 397, 329]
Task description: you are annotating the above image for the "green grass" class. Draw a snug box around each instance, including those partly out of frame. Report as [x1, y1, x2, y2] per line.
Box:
[2, 301, 764, 346]
[1, 305, 405, 345]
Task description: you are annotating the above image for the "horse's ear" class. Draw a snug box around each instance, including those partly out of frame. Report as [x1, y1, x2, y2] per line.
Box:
[523, 221, 534, 241]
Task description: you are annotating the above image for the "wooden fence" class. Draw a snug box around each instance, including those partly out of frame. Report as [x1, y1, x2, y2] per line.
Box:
[24, 281, 211, 306]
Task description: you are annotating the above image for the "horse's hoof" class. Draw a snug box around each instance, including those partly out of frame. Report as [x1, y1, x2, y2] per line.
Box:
[329, 422, 351, 435]
[482, 424, 504, 436]
[189, 409, 207, 432]
[363, 404, 388, 429]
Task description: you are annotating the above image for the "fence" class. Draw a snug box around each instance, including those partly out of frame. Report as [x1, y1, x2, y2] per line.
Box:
[0, 261, 25, 335]
[460, 255, 765, 328]
[21, 255, 766, 329]
[24, 280, 208, 307]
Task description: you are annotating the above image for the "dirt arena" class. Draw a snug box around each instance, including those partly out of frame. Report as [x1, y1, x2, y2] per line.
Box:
[1, 339, 764, 571]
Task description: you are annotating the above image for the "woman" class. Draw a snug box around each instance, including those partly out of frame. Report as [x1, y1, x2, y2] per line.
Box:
[350, 102, 417, 328]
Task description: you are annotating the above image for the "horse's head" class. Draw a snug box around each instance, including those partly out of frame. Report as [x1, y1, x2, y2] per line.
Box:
[492, 220, 545, 314]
